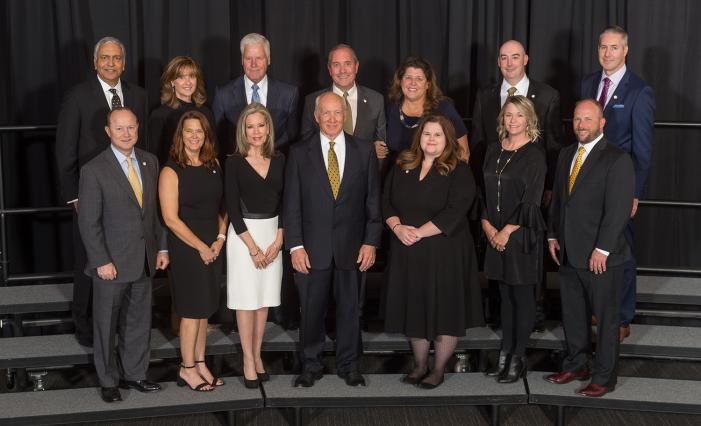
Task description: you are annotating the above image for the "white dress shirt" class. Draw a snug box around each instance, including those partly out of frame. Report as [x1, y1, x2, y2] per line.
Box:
[500, 75, 530, 107]
[244, 74, 268, 106]
[596, 64, 626, 108]
[97, 76, 123, 108]
[110, 145, 143, 188]
[332, 83, 358, 131]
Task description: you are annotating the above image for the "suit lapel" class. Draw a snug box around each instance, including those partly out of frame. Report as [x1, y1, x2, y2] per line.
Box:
[337, 136, 359, 201]
[488, 85, 501, 122]
[135, 149, 150, 215]
[91, 78, 110, 108]
[568, 140, 605, 197]
[354, 86, 370, 136]
[104, 148, 142, 210]
[121, 80, 132, 108]
[267, 78, 279, 111]
[604, 70, 630, 119]
[308, 136, 335, 200]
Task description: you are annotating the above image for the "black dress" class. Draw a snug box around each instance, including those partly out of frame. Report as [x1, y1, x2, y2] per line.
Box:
[482, 142, 546, 285]
[165, 160, 223, 318]
[383, 162, 484, 339]
[148, 102, 216, 165]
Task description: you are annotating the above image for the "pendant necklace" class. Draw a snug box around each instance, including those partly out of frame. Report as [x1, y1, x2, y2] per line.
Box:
[495, 148, 518, 212]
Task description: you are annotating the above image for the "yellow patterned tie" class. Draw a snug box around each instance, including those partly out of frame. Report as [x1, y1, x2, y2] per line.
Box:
[507, 87, 517, 97]
[343, 92, 354, 135]
[126, 157, 143, 207]
[568, 146, 586, 194]
[327, 140, 340, 199]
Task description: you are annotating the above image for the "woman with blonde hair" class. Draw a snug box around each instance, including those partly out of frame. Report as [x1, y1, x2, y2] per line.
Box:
[225, 103, 285, 389]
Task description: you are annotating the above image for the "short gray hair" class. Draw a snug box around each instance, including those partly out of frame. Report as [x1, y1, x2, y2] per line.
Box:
[93, 36, 126, 60]
[240, 33, 270, 61]
[328, 43, 358, 65]
[599, 25, 628, 47]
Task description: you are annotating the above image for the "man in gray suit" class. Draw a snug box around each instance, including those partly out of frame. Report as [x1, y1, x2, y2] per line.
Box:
[78, 107, 168, 403]
[300, 44, 386, 161]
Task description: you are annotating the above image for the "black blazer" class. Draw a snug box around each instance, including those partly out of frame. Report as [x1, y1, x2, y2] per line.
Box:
[283, 133, 382, 270]
[212, 75, 299, 154]
[55, 77, 148, 203]
[547, 138, 635, 269]
[299, 85, 386, 145]
[471, 79, 562, 189]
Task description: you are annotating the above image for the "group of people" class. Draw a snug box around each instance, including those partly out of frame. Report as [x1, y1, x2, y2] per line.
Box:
[54, 23, 653, 403]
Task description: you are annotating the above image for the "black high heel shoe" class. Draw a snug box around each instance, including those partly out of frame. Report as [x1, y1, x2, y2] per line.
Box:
[195, 360, 225, 386]
[497, 355, 527, 383]
[485, 351, 509, 377]
[257, 371, 270, 382]
[177, 364, 214, 392]
[243, 376, 260, 389]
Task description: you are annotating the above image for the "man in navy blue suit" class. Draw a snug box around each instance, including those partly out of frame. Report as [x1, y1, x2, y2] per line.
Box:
[212, 32, 299, 155]
[581, 25, 655, 342]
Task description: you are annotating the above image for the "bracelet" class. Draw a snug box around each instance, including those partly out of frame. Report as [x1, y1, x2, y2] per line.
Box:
[216, 233, 226, 241]
[249, 248, 261, 257]
[391, 223, 401, 231]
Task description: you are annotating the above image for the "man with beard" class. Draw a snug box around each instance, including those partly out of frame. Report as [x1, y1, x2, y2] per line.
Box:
[544, 99, 634, 397]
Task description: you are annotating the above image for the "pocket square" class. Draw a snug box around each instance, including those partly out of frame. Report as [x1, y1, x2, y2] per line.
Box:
[612, 104, 625, 109]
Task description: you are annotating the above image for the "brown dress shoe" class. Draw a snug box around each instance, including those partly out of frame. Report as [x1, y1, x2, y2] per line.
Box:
[577, 383, 612, 397]
[619, 324, 631, 342]
[544, 370, 591, 384]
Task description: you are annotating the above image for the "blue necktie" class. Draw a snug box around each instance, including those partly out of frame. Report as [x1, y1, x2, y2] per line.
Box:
[251, 84, 260, 104]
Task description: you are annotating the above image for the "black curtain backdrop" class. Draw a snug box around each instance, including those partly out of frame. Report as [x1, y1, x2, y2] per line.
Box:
[1, 0, 699, 279]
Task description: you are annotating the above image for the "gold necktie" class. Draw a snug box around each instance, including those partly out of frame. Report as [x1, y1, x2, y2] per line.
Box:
[568, 147, 586, 194]
[507, 87, 517, 97]
[343, 91, 354, 135]
[327, 140, 340, 199]
[127, 157, 143, 207]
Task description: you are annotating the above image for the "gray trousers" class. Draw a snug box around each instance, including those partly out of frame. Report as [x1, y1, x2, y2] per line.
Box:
[92, 274, 152, 387]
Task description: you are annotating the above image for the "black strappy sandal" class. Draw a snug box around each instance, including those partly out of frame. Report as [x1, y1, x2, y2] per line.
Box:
[176, 364, 214, 392]
[195, 360, 225, 386]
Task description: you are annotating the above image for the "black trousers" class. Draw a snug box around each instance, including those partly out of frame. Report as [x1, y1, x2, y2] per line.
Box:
[499, 282, 536, 356]
[560, 263, 622, 388]
[295, 265, 361, 375]
[72, 210, 93, 342]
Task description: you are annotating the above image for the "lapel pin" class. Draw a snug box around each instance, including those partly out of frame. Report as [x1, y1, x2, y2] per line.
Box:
[531, 94, 535, 98]
[142, 162, 146, 166]
[213, 170, 217, 174]
[363, 98, 367, 103]
[405, 170, 409, 174]
[613, 95, 618, 100]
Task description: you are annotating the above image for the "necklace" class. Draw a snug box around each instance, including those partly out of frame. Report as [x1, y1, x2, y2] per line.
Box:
[495, 148, 518, 212]
[398, 106, 420, 129]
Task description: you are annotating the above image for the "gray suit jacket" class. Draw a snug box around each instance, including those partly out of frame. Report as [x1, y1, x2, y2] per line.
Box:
[300, 85, 386, 145]
[78, 147, 167, 282]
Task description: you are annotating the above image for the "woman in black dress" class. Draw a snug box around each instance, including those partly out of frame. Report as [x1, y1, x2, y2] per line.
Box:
[149, 56, 216, 164]
[225, 103, 284, 389]
[481, 95, 546, 383]
[384, 114, 483, 389]
[382, 56, 469, 171]
[159, 110, 227, 391]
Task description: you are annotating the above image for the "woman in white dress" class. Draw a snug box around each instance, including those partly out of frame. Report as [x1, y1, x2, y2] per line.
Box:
[224, 103, 284, 389]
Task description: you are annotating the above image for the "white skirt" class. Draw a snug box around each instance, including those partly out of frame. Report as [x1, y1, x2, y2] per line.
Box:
[226, 217, 282, 310]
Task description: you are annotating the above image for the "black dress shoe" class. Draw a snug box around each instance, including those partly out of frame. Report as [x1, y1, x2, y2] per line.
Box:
[338, 370, 366, 387]
[244, 377, 260, 389]
[120, 379, 161, 393]
[257, 371, 270, 382]
[418, 375, 444, 389]
[294, 370, 323, 387]
[100, 387, 122, 403]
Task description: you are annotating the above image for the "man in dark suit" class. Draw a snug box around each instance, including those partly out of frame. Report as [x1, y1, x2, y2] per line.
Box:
[581, 25, 655, 342]
[212, 32, 299, 155]
[300, 44, 386, 161]
[299, 43, 386, 332]
[283, 92, 381, 388]
[55, 36, 149, 347]
[78, 107, 168, 403]
[544, 99, 634, 397]
[471, 39, 562, 330]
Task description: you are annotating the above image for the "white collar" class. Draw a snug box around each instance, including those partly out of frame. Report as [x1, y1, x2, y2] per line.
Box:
[97, 75, 123, 93]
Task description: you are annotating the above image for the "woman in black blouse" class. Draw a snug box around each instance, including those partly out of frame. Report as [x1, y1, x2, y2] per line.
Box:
[383, 114, 483, 389]
[225, 103, 284, 389]
[149, 56, 216, 164]
[481, 95, 546, 383]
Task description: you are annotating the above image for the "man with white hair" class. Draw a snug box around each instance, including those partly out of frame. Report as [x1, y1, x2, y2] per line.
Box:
[56, 36, 148, 347]
[212, 32, 299, 155]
